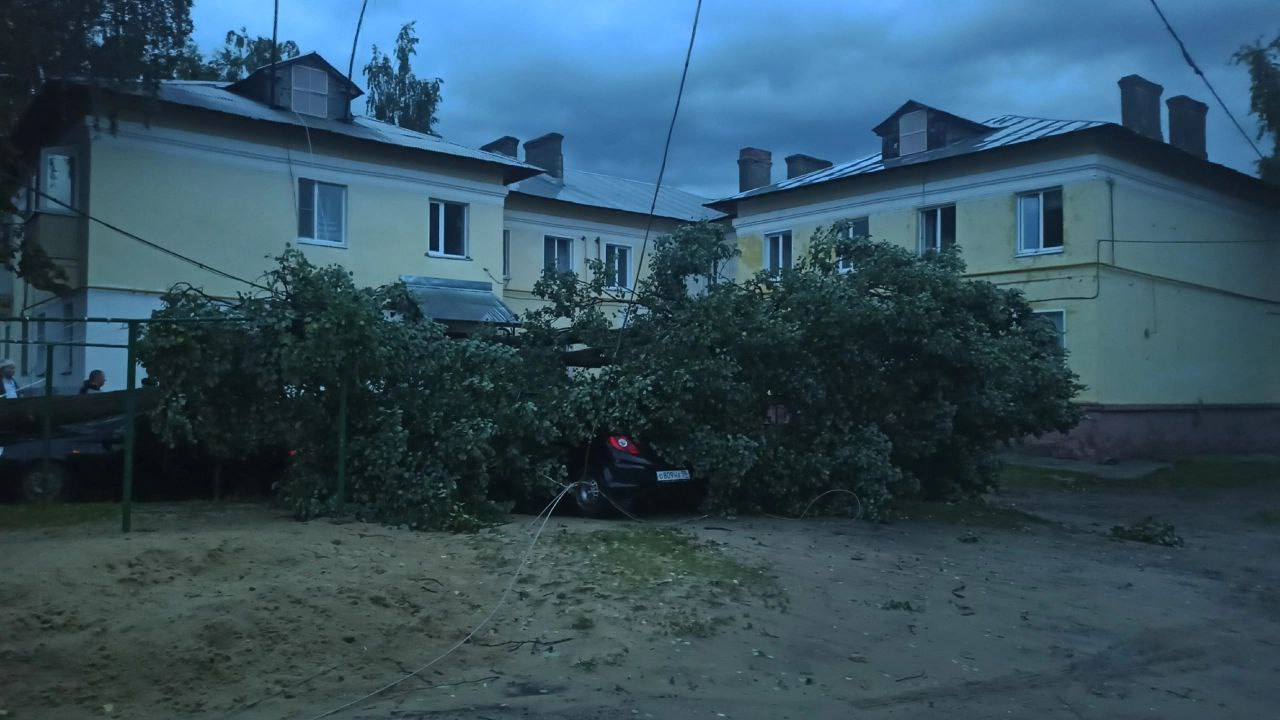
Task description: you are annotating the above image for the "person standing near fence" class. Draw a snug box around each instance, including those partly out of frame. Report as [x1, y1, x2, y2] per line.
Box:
[1, 359, 19, 399]
[79, 370, 106, 394]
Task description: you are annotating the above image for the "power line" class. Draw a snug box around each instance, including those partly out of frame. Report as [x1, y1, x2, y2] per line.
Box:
[612, 0, 704, 353]
[1146, 0, 1265, 161]
[7, 173, 272, 292]
[299, 483, 580, 720]
[348, 0, 370, 81]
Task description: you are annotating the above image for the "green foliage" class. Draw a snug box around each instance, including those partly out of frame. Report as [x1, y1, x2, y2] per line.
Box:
[1235, 33, 1280, 185]
[1109, 517, 1184, 547]
[140, 221, 1079, 529]
[199, 28, 301, 82]
[530, 222, 1081, 518]
[363, 22, 443, 135]
[137, 250, 564, 530]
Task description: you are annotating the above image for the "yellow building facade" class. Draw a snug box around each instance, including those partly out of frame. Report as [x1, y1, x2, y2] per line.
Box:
[711, 89, 1279, 458]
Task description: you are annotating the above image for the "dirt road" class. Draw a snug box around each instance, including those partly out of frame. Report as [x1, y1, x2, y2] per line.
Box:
[2, 462, 1279, 719]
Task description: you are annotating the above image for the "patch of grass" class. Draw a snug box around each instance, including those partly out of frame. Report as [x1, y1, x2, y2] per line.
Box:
[0, 502, 117, 530]
[553, 526, 781, 603]
[570, 614, 595, 631]
[999, 464, 1106, 491]
[1138, 461, 1280, 490]
[893, 499, 1048, 529]
[1109, 517, 1183, 547]
[666, 614, 732, 639]
[1250, 509, 1280, 526]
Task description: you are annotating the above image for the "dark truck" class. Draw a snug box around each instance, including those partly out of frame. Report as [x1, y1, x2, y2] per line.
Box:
[0, 390, 150, 502]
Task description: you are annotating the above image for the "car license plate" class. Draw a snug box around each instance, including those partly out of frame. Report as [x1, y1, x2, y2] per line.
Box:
[656, 469, 690, 482]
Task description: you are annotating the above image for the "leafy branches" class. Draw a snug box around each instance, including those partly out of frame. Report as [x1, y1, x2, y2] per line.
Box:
[363, 22, 443, 134]
[1234, 33, 1280, 185]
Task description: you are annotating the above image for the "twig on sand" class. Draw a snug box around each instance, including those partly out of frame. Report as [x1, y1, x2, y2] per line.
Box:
[894, 671, 926, 683]
[471, 637, 575, 653]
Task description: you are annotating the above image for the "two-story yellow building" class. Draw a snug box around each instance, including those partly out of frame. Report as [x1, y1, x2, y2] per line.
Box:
[472, 132, 720, 321]
[6, 53, 544, 391]
[708, 75, 1280, 459]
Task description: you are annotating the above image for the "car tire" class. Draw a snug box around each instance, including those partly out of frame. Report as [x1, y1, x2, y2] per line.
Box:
[573, 473, 611, 518]
[21, 462, 70, 503]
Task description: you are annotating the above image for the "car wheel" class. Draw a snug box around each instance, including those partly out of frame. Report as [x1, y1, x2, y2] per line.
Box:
[573, 473, 611, 518]
[22, 462, 70, 503]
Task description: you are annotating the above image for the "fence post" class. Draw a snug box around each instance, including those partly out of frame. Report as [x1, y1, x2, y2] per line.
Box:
[122, 321, 138, 533]
[335, 376, 348, 509]
[41, 346, 53, 490]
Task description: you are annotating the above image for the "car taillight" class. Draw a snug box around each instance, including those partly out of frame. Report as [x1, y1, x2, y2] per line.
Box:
[608, 435, 641, 456]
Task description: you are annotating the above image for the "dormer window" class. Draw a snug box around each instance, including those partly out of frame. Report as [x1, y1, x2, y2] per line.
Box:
[899, 110, 928, 155]
[292, 65, 328, 117]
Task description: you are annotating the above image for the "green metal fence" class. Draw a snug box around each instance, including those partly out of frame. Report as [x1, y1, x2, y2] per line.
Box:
[0, 316, 350, 533]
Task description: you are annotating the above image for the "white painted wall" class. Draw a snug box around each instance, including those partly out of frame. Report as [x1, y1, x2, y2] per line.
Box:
[82, 288, 164, 392]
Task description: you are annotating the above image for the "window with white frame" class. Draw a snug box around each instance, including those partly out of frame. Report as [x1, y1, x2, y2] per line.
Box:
[605, 243, 632, 289]
[1017, 188, 1064, 255]
[297, 178, 347, 245]
[544, 235, 573, 272]
[919, 205, 956, 254]
[838, 216, 870, 273]
[766, 230, 792, 278]
[502, 229, 511, 280]
[429, 200, 467, 258]
[37, 148, 75, 213]
[1034, 309, 1066, 348]
[292, 65, 329, 118]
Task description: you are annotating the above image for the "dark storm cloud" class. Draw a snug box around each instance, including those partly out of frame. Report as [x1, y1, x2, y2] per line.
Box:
[192, 0, 1274, 199]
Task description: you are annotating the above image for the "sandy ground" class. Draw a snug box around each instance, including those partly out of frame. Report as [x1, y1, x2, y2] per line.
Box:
[2, 466, 1280, 720]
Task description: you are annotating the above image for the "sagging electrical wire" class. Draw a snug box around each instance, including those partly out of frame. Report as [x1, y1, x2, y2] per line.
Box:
[300, 481, 581, 720]
[5, 170, 274, 294]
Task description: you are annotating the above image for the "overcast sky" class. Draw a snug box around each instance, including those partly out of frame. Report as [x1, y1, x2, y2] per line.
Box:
[191, 0, 1275, 199]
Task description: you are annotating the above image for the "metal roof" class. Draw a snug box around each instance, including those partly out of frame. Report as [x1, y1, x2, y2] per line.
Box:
[400, 276, 519, 326]
[712, 115, 1109, 207]
[513, 168, 722, 222]
[133, 80, 543, 183]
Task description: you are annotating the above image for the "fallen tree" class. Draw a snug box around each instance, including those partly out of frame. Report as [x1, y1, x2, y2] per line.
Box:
[522, 222, 1082, 517]
[137, 224, 1080, 528]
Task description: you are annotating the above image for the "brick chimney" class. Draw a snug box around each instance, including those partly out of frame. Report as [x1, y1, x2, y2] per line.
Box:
[1118, 74, 1163, 141]
[738, 147, 772, 192]
[481, 136, 518, 157]
[1166, 95, 1208, 160]
[785, 153, 833, 179]
[524, 133, 564, 179]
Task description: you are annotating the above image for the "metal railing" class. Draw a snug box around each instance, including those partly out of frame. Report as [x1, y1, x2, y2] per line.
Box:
[0, 316, 352, 533]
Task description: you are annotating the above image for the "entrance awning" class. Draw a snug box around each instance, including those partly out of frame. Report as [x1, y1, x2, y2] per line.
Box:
[400, 276, 519, 327]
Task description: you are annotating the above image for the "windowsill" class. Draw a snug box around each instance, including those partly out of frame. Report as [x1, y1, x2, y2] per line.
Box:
[1015, 247, 1065, 258]
[298, 237, 347, 249]
[426, 252, 470, 261]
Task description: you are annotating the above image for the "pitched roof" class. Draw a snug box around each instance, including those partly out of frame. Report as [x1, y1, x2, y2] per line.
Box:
[40, 78, 542, 185]
[711, 115, 1107, 210]
[230, 51, 364, 97]
[871, 99, 993, 136]
[512, 168, 722, 222]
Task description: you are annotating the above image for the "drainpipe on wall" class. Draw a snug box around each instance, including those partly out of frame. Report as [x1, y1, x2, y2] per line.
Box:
[1105, 176, 1116, 266]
